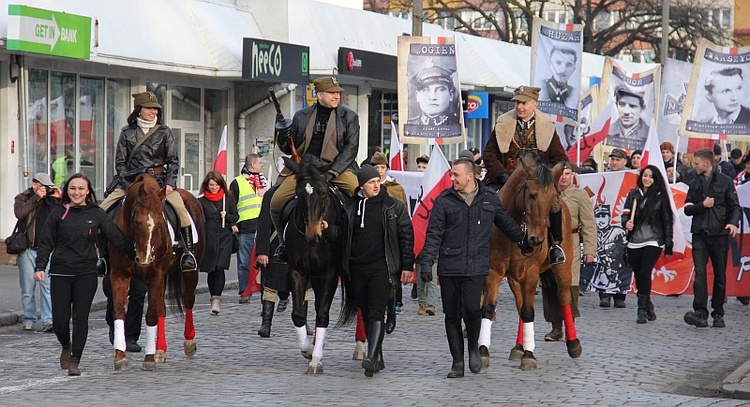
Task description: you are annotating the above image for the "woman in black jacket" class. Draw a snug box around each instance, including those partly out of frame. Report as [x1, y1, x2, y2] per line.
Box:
[349, 165, 414, 377]
[622, 165, 674, 324]
[34, 173, 134, 376]
[198, 170, 238, 315]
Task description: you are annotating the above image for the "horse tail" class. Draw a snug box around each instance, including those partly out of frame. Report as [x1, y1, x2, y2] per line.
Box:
[335, 273, 358, 328]
[166, 269, 185, 316]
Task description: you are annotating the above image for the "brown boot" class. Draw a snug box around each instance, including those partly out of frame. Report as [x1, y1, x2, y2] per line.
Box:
[60, 344, 71, 369]
[544, 321, 564, 341]
[68, 357, 81, 376]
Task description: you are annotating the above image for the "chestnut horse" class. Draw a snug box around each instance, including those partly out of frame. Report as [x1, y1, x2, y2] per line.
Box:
[479, 153, 582, 371]
[281, 156, 356, 374]
[109, 174, 204, 370]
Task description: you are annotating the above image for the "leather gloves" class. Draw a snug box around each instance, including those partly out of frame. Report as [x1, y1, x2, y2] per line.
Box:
[420, 269, 433, 282]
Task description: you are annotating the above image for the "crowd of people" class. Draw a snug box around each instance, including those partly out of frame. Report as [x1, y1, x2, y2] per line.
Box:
[12, 80, 748, 379]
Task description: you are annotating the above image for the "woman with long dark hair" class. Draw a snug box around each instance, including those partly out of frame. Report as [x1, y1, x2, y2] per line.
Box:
[34, 173, 134, 375]
[622, 165, 674, 324]
[198, 170, 238, 315]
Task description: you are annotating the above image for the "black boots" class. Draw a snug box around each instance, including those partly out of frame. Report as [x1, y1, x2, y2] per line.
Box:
[362, 321, 385, 377]
[385, 296, 397, 334]
[548, 210, 566, 265]
[445, 322, 465, 378]
[258, 300, 274, 338]
[179, 226, 197, 272]
[465, 318, 483, 374]
[637, 294, 656, 323]
[270, 211, 287, 263]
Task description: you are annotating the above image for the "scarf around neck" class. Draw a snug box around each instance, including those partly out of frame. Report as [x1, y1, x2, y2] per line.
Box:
[203, 189, 225, 202]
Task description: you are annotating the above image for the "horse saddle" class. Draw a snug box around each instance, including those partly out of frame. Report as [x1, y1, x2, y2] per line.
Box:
[280, 184, 351, 243]
[106, 197, 181, 243]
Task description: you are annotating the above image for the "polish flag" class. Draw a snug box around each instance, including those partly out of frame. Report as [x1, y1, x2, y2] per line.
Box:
[567, 102, 613, 164]
[213, 125, 228, 175]
[389, 123, 403, 170]
[411, 145, 452, 257]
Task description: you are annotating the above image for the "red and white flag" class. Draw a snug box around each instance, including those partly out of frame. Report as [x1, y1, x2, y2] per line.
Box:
[411, 145, 451, 257]
[567, 102, 613, 164]
[213, 125, 228, 175]
[389, 123, 403, 170]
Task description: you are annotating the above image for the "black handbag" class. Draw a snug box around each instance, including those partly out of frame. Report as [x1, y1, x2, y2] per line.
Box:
[5, 220, 28, 255]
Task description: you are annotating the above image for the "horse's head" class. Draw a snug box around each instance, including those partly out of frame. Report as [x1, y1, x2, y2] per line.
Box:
[504, 152, 564, 248]
[289, 155, 329, 244]
[125, 174, 169, 265]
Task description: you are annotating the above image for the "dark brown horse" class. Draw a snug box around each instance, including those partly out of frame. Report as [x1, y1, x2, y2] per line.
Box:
[281, 156, 356, 374]
[109, 174, 204, 370]
[479, 153, 582, 370]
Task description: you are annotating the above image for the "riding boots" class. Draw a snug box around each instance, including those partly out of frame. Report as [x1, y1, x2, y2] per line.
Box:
[179, 226, 197, 272]
[385, 296, 397, 334]
[258, 300, 274, 338]
[636, 294, 648, 324]
[445, 322, 465, 378]
[270, 211, 287, 263]
[465, 318, 483, 373]
[646, 298, 657, 321]
[362, 321, 385, 377]
[548, 210, 566, 265]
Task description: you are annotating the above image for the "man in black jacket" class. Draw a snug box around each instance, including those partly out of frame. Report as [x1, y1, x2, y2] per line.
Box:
[683, 148, 741, 328]
[270, 77, 359, 261]
[420, 156, 532, 378]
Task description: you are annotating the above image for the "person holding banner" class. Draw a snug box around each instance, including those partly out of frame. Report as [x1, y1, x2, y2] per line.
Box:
[683, 148, 741, 328]
[419, 157, 532, 378]
[482, 85, 567, 265]
[622, 165, 674, 324]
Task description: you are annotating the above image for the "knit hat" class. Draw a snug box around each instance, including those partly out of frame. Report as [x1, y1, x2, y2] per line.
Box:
[357, 164, 380, 187]
[370, 152, 388, 167]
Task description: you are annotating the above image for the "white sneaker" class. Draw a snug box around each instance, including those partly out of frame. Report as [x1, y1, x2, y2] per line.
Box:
[23, 322, 33, 331]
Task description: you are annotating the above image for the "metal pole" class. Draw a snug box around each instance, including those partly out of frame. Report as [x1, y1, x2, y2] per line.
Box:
[412, 1, 423, 37]
[661, 0, 669, 65]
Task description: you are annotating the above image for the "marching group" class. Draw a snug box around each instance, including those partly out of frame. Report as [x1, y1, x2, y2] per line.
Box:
[12, 76, 745, 378]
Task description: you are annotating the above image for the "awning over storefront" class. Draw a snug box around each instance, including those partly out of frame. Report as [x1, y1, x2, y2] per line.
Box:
[0, 0, 263, 77]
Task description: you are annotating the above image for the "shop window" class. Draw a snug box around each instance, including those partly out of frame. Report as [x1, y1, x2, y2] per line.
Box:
[78, 77, 104, 197]
[49, 72, 76, 188]
[204, 88, 228, 171]
[106, 78, 131, 189]
[172, 85, 201, 122]
[28, 69, 48, 178]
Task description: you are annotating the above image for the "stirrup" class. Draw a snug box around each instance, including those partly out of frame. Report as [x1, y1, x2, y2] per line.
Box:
[273, 244, 287, 263]
[180, 251, 197, 272]
[548, 244, 566, 265]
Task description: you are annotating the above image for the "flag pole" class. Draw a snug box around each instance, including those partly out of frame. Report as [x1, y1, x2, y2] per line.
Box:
[673, 136, 681, 184]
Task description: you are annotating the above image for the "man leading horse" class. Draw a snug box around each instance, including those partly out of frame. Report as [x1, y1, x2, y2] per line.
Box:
[482, 85, 569, 265]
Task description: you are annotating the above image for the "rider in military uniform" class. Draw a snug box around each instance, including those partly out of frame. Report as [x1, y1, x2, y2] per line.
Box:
[481, 85, 568, 264]
[100, 91, 197, 271]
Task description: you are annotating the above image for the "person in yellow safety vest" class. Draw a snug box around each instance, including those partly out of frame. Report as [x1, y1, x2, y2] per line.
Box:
[51, 146, 75, 187]
[228, 153, 266, 303]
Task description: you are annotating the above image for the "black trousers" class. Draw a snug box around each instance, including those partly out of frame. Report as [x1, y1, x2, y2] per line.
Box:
[103, 275, 147, 342]
[51, 273, 98, 360]
[351, 267, 390, 327]
[692, 233, 729, 317]
[207, 268, 226, 297]
[627, 246, 663, 296]
[440, 275, 484, 325]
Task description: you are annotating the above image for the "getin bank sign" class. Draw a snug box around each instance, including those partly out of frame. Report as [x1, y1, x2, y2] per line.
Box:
[6, 5, 91, 60]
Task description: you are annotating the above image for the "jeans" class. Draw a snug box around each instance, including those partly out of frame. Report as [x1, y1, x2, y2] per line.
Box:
[236, 232, 255, 295]
[416, 263, 438, 307]
[17, 249, 52, 324]
[692, 233, 729, 317]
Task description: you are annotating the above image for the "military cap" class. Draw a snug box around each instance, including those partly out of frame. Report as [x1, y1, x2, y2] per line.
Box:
[132, 92, 162, 109]
[512, 85, 541, 102]
[314, 77, 344, 93]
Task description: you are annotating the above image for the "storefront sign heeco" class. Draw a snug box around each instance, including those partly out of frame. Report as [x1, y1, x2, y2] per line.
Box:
[242, 38, 309, 84]
[6, 5, 91, 60]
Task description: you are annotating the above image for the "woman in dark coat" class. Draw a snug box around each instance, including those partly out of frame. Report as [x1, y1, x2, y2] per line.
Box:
[198, 170, 238, 315]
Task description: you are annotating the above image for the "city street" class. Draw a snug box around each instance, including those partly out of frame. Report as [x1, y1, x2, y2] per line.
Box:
[2, 278, 750, 406]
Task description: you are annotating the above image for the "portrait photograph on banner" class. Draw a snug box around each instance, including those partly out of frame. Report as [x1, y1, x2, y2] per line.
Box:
[657, 58, 693, 149]
[599, 57, 661, 151]
[680, 38, 750, 140]
[398, 36, 464, 145]
[531, 17, 583, 124]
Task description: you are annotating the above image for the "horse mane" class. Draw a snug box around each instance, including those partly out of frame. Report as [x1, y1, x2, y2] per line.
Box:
[296, 155, 326, 184]
[520, 152, 554, 186]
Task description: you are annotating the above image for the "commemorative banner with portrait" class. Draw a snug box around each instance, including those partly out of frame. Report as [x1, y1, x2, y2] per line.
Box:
[558, 85, 599, 164]
[530, 17, 583, 124]
[657, 58, 693, 149]
[680, 39, 750, 140]
[599, 57, 661, 151]
[398, 36, 465, 145]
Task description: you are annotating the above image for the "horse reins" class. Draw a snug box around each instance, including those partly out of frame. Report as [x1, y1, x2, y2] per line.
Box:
[518, 177, 544, 259]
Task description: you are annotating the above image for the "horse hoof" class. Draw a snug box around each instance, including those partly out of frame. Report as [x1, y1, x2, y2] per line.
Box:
[566, 339, 582, 359]
[306, 357, 323, 374]
[184, 340, 197, 356]
[509, 344, 524, 361]
[301, 346, 313, 360]
[352, 350, 364, 360]
[114, 358, 129, 371]
[142, 361, 156, 371]
[479, 345, 490, 368]
[154, 350, 167, 364]
[520, 351, 537, 371]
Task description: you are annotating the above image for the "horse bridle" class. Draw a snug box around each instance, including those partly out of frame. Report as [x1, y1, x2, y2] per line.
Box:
[518, 177, 544, 259]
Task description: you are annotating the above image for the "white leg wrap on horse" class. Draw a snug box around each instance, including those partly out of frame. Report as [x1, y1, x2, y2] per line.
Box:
[523, 322, 535, 352]
[312, 327, 326, 359]
[145, 325, 157, 355]
[295, 326, 310, 350]
[114, 319, 126, 351]
[479, 318, 493, 348]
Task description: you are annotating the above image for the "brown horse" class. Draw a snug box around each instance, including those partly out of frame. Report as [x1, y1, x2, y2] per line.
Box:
[479, 153, 582, 371]
[108, 174, 204, 370]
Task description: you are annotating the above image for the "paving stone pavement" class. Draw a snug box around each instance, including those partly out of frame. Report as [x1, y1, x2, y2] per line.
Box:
[1, 282, 750, 406]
